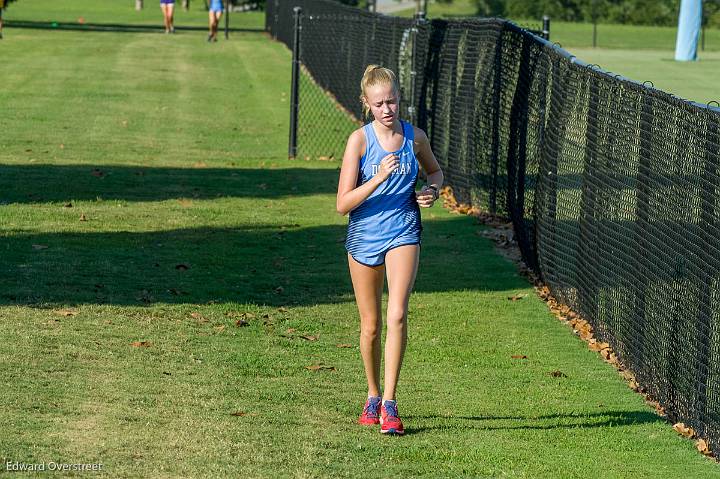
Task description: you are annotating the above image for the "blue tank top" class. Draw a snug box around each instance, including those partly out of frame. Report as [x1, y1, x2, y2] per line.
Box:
[345, 120, 422, 264]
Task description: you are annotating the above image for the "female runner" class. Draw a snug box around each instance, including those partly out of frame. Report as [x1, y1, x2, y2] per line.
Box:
[160, 0, 175, 34]
[336, 65, 444, 435]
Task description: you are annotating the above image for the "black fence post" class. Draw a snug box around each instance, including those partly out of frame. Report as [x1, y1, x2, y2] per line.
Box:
[288, 6, 302, 158]
[408, 11, 425, 127]
[631, 94, 654, 386]
[225, 0, 230, 39]
[695, 117, 719, 438]
[542, 15, 550, 41]
[489, 30, 503, 215]
[273, 0, 279, 39]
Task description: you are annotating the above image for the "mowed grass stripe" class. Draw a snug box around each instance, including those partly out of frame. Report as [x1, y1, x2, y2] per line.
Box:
[0, 21, 718, 478]
[0, 30, 290, 166]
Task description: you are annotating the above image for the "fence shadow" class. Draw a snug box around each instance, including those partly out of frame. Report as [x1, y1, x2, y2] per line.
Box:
[0, 164, 340, 203]
[2, 217, 526, 307]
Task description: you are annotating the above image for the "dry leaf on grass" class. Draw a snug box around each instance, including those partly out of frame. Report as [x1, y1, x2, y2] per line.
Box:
[673, 422, 696, 438]
[54, 309, 77, 317]
[511, 355, 528, 360]
[131, 341, 152, 348]
[300, 335, 318, 341]
[508, 294, 527, 301]
[306, 365, 336, 372]
[697, 438, 714, 456]
[235, 319, 249, 327]
[549, 370, 568, 378]
[336, 343, 353, 348]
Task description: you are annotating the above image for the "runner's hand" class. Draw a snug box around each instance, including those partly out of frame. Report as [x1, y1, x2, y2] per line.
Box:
[375, 154, 399, 182]
[416, 185, 437, 208]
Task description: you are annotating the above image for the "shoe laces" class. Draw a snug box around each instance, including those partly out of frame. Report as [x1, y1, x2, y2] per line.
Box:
[364, 397, 381, 416]
[383, 401, 399, 418]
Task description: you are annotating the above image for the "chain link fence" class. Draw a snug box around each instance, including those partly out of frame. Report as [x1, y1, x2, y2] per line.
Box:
[268, 0, 720, 455]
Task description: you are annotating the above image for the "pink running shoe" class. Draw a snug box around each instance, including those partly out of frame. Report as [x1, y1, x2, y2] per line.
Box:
[358, 396, 382, 425]
[380, 400, 404, 435]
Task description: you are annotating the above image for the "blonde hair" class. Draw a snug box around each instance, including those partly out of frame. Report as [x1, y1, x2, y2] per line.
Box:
[360, 65, 399, 118]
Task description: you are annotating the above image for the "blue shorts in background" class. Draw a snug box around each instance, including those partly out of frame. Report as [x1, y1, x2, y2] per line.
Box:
[209, 0, 224, 12]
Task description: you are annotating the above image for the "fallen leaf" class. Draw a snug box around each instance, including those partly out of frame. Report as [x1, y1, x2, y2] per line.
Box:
[193, 161, 207, 168]
[235, 319, 249, 327]
[673, 422, 696, 438]
[79, 214, 87, 221]
[131, 341, 152, 348]
[549, 370, 568, 378]
[63, 202, 73, 208]
[54, 309, 77, 317]
[32, 244, 49, 250]
[231, 411, 247, 416]
[697, 438, 713, 456]
[214, 325, 226, 332]
[278, 307, 289, 313]
[305, 365, 336, 372]
[508, 294, 528, 301]
[286, 328, 297, 333]
[177, 198, 193, 208]
[336, 343, 353, 348]
[511, 355, 528, 360]
[300, 335, 318, 341]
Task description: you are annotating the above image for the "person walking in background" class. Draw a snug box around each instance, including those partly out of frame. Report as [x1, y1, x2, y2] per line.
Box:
[336, 65, 444, 435]
[160, 0, 175, 34]
[0, 0, 6, 40]
[207, 0, 224, 42]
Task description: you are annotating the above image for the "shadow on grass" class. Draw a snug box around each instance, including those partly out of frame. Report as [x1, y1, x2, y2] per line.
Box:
[0, 164, 339, 203]
[5, 20, 263, 33]
[2, 218, 525, 307]
[403, 410, 663, 434]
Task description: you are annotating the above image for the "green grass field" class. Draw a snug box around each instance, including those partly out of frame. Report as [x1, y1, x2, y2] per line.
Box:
[2, 2, 720, 477]
[3, 0, 264, 29]
[395, 0, 720, 104]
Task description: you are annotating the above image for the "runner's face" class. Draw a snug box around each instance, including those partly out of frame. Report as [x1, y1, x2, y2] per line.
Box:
[364, 83, 399, 127]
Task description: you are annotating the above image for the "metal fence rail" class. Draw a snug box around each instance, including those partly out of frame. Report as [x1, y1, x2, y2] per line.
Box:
[268, 0, 720, 455]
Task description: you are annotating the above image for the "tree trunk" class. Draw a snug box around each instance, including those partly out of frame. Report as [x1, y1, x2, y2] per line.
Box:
[182, 0, 190, 10]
